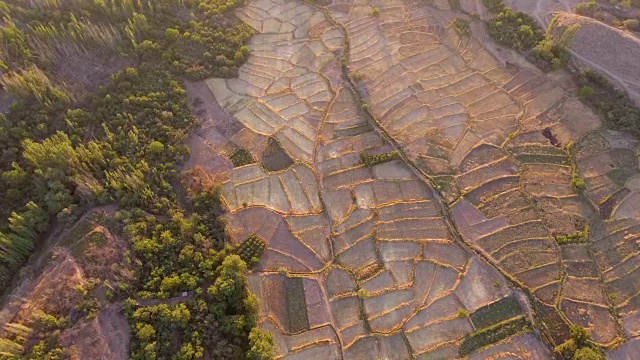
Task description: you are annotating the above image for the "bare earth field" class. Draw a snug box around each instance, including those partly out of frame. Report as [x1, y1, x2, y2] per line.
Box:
[183, 0, 640, 358]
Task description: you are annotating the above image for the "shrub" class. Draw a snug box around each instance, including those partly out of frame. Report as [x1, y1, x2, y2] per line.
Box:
[571, 172, 587, 192]
[371, 7, 380, 17]
[554, 325, 603, 360]
[247, 328, 275, 360]
[574, 0, 597, 15]
[360, 151, 399, 166]
[352, 72, 365, 81]
[483, 0, 505, 12]
[457, 308, 469, 318]
[579, 85, 594, 98]
[485, 9, 544, 52]
[453, 18, 471, 35]
[623, 19, 639, 30]
[554, 225, 589, 245]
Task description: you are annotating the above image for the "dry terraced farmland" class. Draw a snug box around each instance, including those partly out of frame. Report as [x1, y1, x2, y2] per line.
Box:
[184, 0, 640, 358]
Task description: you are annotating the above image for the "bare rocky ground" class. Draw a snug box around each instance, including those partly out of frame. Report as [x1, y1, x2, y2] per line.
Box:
[185, 0, 640, 358]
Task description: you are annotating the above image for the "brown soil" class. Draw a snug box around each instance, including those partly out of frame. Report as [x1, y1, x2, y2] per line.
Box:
[59, 304, 129, 360]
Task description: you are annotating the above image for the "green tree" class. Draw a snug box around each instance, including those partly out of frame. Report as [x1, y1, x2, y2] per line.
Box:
[247, 328, 275, 360]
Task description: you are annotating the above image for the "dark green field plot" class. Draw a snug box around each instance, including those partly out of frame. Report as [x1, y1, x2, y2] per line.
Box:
[459, 316, 531, 356]
[262, 137, 294, 171]
[238, 234, 266, 266]
[284, 277, 310, 333]
[470, 296, 524, 329]
[360, 151, 399, 167]
[230, 147, 256, 167]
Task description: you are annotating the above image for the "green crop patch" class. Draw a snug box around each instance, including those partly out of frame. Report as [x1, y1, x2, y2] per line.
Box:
[238, 234, 266, 266]
[470, 296, 524, 330]
[459, 316, 531, 356]
[284, 277, 310, 333]
[230, 147, 256, 167]
[515, 154, 569, 165]
[554, 226, 589, 245]
[360, 151, 399, 167]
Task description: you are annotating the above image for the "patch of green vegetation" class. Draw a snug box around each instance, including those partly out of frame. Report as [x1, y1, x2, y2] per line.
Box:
[571, 172, 587, 193]
[284, 277, 309, 333]
[357, 288, 371, 298]
[486, 11, 575, 70]
[483, 0, 505, 13]
[531, 16, 577, 69]
[459, 316, 531, 356]
[247, 327, 276, 360]
[371, 7, 381, 17]
[515, 154, 569, 165]
[230, 147, 256, 167]
[555, 325, 604, 360]
[457, 308, 469, 318]
[575, 0, 597, 16]
[453, 18, 471, 36]
[238, 234, 266, 267]
[623, 19, 639, 30]
[360, 151, 400, 167]
[485, 9, 544, 52]
[554, 225, 589, 245]
[470, 296, 524, 330]
[579, 85, 594, 98]
[352, 72, 365, 81]
[577, 69, 640, 137]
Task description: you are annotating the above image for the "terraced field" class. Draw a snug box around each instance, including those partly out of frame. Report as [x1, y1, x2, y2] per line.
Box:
[184, 0, 640, 357]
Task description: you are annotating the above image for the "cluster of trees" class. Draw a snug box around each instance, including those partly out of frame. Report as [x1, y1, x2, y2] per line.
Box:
[485, 8, 575, 69]
[577, 69, 640, 136]
[0, 0, 275, 359]
[555, 325, 604, 360]
[0, 0, 253, 290]
[485, 9, 544, 52]
[123, 197, 273, 359]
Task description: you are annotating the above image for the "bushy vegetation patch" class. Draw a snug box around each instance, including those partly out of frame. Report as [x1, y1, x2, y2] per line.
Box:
[554, 225, 589, 245]
[554, 325, 604, 360]
[486, 11, 575, 69]
[230, 147, 256, 167]
[576, 69, 640, 137]
[571, 172, 587, 193]
[459, 316, 531, 355]
[360, 151, 399, 167]
[483, 0, 506, 13]
[486, 9, 544, 52]
[239, 234, 266, 267]
[0, 0, 253, 292]
[453, 18, 471, 35]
